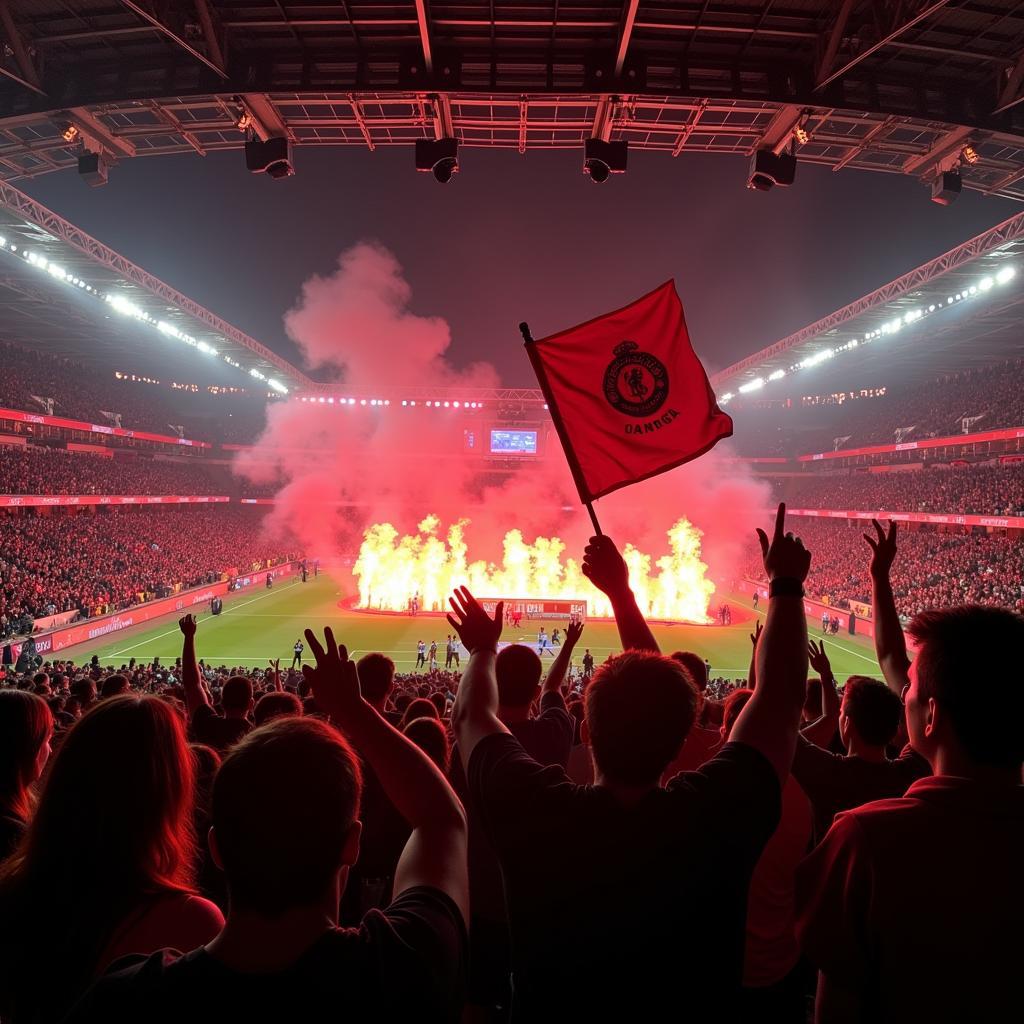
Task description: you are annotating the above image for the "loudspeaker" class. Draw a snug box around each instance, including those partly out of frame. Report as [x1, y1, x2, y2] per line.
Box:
[747, 149, 796, 191]
[245, 136, 294, 179]
[77, 151, 108, 187]
[930, 170, 961, 206]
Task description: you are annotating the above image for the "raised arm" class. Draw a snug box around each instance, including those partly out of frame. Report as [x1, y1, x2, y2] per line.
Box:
[864, 519, 910, 696]
[303, 627, 468, 921]
[730, 503, 811, 783]
[543, 620, 584, 696]
[747, 619, 762, 689]
[582, 534, 659, 653]
[268, 658, 282, 693]
[178, 614, 210, 717]
[802, 639, 840, 749]
[449, 588, 511, 771]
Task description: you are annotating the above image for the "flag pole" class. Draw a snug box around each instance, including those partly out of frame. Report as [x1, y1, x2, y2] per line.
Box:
[519, 321, 603, 536]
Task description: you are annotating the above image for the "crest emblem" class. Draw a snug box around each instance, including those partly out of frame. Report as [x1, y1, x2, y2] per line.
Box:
[602, 341, 669, 418]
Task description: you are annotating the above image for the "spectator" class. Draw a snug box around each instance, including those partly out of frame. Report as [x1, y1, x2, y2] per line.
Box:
[404, 716, 451, 772]
[0, 691, 53, 860]
[720, 688, 813, 1017]
[67, 633, 467, 1022]
[0, 695, 223, 1023]
[179, 615, 252, 753]
[795, 605, 1024, 1023]
[252, 691, 302, 726]
[449, 506, 811, 1019]
[448, 622, 579, 1018]
[357, 652, 401, 725]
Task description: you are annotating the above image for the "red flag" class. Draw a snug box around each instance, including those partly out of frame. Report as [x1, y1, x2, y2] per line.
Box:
[526, 280, 732, 503]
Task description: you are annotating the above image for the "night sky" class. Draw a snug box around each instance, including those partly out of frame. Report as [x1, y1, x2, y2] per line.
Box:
[19, 146, 1021, 386]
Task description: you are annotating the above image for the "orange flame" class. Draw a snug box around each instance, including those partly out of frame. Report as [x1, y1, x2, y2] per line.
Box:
[353, 515, 715, 623]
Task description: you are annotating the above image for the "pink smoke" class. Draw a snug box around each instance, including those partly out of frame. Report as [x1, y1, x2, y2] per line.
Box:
[236, 243, 770, 590]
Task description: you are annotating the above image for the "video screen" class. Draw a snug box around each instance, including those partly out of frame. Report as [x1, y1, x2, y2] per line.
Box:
[490, 429, 538, 455]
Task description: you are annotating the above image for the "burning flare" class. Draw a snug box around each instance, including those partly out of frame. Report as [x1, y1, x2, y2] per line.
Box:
[353, 515, 715, 623]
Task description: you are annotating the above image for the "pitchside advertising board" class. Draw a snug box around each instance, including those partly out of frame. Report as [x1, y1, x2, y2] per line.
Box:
[479, 599, 587, 621]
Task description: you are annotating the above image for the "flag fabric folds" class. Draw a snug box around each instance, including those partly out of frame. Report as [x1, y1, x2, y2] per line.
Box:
[525, 280, 733, 503]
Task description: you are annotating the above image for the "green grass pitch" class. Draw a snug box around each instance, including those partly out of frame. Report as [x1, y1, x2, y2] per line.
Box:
[72, 575, 884, 681]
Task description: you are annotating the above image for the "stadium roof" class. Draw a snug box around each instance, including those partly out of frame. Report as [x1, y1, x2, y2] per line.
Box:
[0, 3, 1022, 197]
[711, 208, 1024, 399]
[0, 178, 313, 390]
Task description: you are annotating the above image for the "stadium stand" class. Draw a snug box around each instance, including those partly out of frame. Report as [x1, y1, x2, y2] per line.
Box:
[742, 518, 1024, 617]
[0, 446, 226, 496]
[0, 507, 296, 634]
[781, 463, 1024, 516]
[731, 359, 1024, 457]
[0, 341, 268, 444]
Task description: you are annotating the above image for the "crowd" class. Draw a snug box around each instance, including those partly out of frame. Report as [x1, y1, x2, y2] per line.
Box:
[0, 446, 227, 497]
[732, 359, 1024, 457]
[0, 505, 1017, 1024]
[743, 518, 1024, 616]
[783, 462, 1024, 516]
[0, 507, 296, 634]
[0, 341, 268, 444]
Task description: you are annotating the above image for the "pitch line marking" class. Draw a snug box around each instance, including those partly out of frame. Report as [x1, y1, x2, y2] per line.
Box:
[105, 580, 301, 657]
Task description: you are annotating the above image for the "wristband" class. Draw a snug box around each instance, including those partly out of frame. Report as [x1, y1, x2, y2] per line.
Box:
[769, 577, 805, 599]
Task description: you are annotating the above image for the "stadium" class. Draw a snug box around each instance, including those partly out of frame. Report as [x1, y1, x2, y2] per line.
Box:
[0, 2, 1022, 1022]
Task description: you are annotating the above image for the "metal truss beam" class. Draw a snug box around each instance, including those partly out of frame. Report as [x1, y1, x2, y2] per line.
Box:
[0, 0, 45, 95]
[815, 0, 858, 89]
[238, 93, 290, 142]
[816, 0, 953, 91]
[0, 180, 312, 387]
[614, 0, 641, 77]
[712, 208, 1024, 387]
[994, 48, 1024, 115]
[413, 0, 434, 73]
[118, 0, 227, 79]
[301, 383, 546, 403]
[901, 123, 973, 175]
[757, 104, 803, 153]
[61, 107, 136, 158]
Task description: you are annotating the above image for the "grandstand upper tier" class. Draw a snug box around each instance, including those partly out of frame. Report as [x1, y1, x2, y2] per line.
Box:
[0, 3, 1023, 201]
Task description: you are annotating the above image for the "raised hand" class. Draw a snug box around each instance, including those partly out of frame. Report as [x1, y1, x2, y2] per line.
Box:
[565, 620, 585, 649]
[301, 627, 362, 722]
[178, 613, 197, 637]
[750, 620, 763, 648]
[582, 534, 630, 599]
[755, 503, 811, 583]
[863, 518, 898, 580]
[447, 587, 503, 654]
[807, 639, 832, 678]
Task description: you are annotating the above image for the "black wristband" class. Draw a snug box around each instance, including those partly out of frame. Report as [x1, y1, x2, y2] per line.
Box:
[769, 577, 805, 599]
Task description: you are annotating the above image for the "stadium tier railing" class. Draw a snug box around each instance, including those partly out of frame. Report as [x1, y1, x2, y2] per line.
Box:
[0, 406, 211, 448]
[8, 561, 299, 662]
[785, 508, 1024, 530]
[0, 495, 230, 508]
[796, 425, 1024, 462]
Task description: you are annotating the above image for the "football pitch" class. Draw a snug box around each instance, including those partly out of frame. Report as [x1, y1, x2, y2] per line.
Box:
[70, 575, 884, 680]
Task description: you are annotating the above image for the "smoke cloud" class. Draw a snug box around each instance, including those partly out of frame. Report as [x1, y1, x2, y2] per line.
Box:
[235, 242, 769, 594]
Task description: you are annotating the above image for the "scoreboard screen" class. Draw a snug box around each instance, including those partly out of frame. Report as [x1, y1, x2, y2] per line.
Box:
[490, 429, 538, 455]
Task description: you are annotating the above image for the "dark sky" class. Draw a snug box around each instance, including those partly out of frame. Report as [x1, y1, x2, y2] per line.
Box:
[19, 146, 1020, 386]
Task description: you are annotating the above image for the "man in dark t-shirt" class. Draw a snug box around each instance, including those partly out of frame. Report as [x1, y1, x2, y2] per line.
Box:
[449, 636, 576, 1012]
[69, 635, 468, 1023]
[189, 675, 253, 753]
[793, 675, 929, 839]
[448, 508, 814, 1020]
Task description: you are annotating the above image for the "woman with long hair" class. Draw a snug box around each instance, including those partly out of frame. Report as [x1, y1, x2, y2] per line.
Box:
[0, 695, 223, 1024]
[0, 690, 53, 860]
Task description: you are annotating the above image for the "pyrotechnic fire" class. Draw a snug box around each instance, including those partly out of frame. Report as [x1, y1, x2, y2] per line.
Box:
[353, 515, 715, 623]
